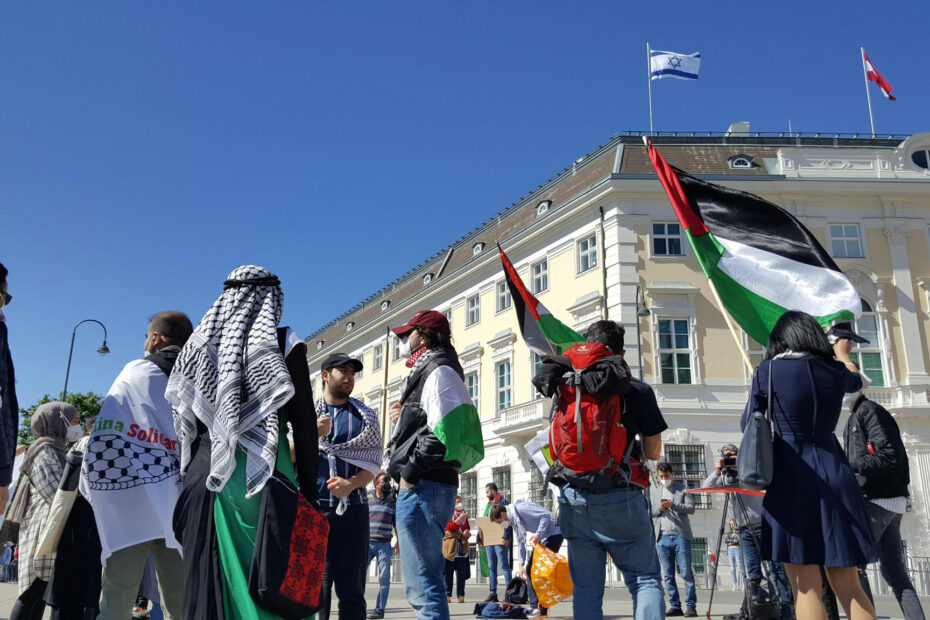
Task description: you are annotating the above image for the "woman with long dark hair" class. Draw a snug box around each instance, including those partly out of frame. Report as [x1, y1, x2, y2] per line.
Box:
[742, 311, 876, 619]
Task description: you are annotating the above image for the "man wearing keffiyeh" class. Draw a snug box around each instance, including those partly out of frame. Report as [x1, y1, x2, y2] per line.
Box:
[315, 352, 381, 620]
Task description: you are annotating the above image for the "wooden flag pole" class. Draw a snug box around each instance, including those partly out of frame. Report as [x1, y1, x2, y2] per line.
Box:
[707, 278, 755, 374]
[380, 324, 392, 442]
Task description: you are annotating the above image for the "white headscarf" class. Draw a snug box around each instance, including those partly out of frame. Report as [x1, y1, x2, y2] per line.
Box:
[166, 265, 294, 497]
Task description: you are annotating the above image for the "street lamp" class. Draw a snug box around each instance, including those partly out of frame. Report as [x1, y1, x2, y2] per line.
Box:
[635, 284, 651, 380]
[62, 319, 109, 401]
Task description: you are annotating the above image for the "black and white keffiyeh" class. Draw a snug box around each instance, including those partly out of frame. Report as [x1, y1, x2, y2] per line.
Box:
[317, 396, 382, 514]
[166, 265, 294, 498]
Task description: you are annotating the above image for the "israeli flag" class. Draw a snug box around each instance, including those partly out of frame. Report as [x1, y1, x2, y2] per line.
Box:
[650, 50, 701, 80]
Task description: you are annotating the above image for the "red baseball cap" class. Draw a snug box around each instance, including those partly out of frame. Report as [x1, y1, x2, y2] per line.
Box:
[391, 310, 450, 338]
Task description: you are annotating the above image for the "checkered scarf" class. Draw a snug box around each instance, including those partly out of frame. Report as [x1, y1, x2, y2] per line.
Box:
[316, 397, 382, 474]
[166, 265, 294, 498]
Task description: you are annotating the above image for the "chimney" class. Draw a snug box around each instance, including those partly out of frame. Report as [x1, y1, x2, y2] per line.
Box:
[725, 122, 750, 137]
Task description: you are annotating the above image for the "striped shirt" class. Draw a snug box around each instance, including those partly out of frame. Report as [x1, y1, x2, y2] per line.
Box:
[317, 403, 367, 508]
[368, 490, 396, 541]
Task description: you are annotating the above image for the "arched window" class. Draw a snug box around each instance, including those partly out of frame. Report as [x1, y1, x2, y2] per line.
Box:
[473, 242, 485, 256]
[852, 298, 884, 386]
[381, 300, 390, 312]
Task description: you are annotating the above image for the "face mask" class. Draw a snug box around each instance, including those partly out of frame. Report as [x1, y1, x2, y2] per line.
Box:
[455, 503, 464, 511]
[397, 336, 411, 359]
[661, 478, 672, 487]
[499, 520, 510, 530]
[66, 424, 84, 443]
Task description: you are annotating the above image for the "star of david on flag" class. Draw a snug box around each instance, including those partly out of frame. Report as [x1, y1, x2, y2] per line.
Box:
[650, 49, 701, 80]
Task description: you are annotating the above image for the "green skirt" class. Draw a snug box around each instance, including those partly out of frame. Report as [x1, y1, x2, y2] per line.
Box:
[213, 417, 315, 620]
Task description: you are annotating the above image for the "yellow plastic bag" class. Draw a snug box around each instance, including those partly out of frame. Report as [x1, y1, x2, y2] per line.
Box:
[530, 543, 573, 609]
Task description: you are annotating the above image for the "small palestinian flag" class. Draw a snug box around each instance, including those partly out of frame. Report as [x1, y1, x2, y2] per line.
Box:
[525, 427, 555, 476]
[646, 140, 861, 345]
[498, 245, 584, 355]
[424, 365, 484, 472]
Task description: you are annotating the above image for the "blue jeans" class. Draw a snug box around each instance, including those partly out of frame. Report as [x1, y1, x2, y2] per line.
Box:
[486, 545, 511, 595]
[368, 540, 392, 615]
[559, 486, 664, 620]
[396, 479, 457, 620]
[728, 548, 743, 587]
[657, 534, 697, 610]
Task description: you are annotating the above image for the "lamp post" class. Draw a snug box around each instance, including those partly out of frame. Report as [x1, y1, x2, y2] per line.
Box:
[635, 284, 651, 380]
[62, 319, 110, 401]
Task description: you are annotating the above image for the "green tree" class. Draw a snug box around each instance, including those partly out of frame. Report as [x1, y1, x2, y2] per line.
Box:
[18, 392, 104, 446]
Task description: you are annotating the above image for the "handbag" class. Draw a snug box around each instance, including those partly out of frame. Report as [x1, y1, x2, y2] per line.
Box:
[248, 470, 329, 619]
[35, 450, 83, 558]
[530, 543, 572, 609]
[738, 361, 774, 491]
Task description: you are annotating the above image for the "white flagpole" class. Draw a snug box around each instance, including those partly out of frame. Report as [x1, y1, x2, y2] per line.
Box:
[647, 42, 654, 134]
[861, 47, 876, 136]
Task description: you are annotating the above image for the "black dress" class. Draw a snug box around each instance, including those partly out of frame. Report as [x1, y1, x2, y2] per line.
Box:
[172, 332, 318, 619]
[742, 357, 877, 567]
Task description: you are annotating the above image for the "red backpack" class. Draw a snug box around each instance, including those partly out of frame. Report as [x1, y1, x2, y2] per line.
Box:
[548, 343, 648, 488]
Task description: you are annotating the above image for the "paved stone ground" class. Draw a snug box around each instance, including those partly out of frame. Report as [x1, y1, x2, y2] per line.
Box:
[0, 580, 907, 618]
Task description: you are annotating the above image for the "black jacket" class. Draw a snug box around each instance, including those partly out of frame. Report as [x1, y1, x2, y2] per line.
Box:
[843, 395, 910, 499]
[0, 320, 18, 487]
[387, 348, 463, 487]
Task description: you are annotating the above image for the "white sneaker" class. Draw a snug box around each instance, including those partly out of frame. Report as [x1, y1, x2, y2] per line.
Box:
[527, 610, 542, 619]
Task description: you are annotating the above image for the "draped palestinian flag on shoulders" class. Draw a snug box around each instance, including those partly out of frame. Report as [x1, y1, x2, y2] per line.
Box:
[498, 244, 584, 355]
[646, 139, 861, 345]
[422, 364, 484, 472]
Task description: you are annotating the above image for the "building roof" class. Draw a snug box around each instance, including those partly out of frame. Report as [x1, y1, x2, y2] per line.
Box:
[305, 130, 910, 350]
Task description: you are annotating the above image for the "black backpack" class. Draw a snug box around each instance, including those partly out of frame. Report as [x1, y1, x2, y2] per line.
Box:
[504, 576, 528, 604]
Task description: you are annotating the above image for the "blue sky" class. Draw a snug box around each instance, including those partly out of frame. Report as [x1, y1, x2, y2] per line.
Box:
[3, 1, 928, 411]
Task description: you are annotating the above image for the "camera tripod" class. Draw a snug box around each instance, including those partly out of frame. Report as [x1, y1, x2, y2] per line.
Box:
[693, 487, 780, 620]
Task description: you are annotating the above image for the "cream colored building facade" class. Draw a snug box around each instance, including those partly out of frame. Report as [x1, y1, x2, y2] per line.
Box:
[306, 128, 930, 589]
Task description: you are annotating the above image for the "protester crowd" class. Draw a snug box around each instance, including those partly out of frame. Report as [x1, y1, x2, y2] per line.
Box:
[0, 261, 925, 620]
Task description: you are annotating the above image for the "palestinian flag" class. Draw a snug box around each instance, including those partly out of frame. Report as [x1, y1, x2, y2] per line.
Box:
[646, 140, 861, 345]
[498, 244, 584, 355]
[423, 365, 484, 472]
[525, 427, 554, 476]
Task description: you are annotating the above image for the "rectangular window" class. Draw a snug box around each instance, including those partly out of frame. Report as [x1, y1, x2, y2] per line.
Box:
[392, 336, 401, 362]
[652, 222, 683, 256]
[658, 319, 692, 384]
[691, 537, 708, 575]
[664, 444, 711, 509]
[372, 345, 383, 370]
[531, 259, 548, 294]
[467, 294, 481, 326]
[530, 466, 554, 513]
[355, 364, 363, 380]
[460, 472, 477, 518]
[746, 334, 765, 369]
[830, 224, 864, 258]
[532, 353, 544, 399]
[443, 309, 452, 330]
[466, 371, 480, 411]
[491, 466, 512, 502]
[577, 234, 598, 273]
[496, 282, 512, 313]
[496, 361, 512, 411]
[852, 303, 884, 386]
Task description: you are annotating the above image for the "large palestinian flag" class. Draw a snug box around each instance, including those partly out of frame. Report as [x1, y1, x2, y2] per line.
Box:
[498, 245, 584, 355]
[423, 365, 484, 472]
[646, 140, 861, 345]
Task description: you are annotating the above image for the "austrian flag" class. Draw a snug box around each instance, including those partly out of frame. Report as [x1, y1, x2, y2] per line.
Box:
[863, 49, 896, 100]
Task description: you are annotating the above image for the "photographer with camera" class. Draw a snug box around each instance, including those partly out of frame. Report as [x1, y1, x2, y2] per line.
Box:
[367, 471, 397, 619]
[703, 445, 793, 620]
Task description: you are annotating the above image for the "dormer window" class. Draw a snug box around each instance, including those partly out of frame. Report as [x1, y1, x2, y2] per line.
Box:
[316, 340, 324, 350]
[536, 200, 552, 216]
[473, 243, 484, 256]
[346, 322, 354, 333]
[423, 273, 433, 286]
[381, 300, 390, 312]
[728, 154, 754, 169]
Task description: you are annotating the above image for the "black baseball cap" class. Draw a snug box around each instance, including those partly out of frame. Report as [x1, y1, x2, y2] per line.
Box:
[320, 353, 363, 373]
[827, 321, 869, 344]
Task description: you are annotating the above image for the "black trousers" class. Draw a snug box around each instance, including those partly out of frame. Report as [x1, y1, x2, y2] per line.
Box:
[10, 578, 48, 620]
[526, 535, 564, 612]
[320, 503, 370, 620]
[445, 557, 469, 598]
